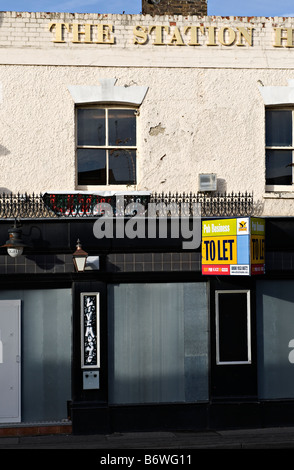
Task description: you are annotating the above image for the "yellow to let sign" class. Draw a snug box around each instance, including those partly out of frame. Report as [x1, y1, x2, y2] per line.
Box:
[251, 235, 265, 265]
[202, 236, 237, 265]
[202, 219, 237, 237]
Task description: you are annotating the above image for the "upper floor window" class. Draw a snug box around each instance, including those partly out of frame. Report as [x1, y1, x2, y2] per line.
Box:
[77, 107, 137, 186]
[266, 108, 294, 187]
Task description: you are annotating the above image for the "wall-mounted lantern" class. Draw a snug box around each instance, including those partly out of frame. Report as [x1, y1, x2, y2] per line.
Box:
[2, 220, 28, 258]
[73, 239, 88, 272]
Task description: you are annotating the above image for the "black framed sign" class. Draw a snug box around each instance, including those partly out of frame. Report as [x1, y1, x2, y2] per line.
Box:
[81, 293, 100, 369]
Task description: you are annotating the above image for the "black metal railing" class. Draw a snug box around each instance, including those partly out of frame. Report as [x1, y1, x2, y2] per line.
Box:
[0, 191, 254, 219]
[150, 192, 254, 217]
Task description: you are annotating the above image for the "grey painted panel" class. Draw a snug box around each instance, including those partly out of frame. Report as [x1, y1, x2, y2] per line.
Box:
[184, 283, 209, 401]
[184, 356, 208, 402]
[0, 300, 21, 423]
[0, 289, 72, 422]
[108, 283, 208, 405]
[257, 280, 294, 399]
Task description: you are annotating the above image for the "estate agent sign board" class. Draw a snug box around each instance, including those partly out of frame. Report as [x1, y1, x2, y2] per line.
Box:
[202, 217, 265, 276]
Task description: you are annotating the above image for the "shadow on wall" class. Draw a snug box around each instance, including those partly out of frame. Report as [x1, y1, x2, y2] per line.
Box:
[0, 145, 10, 157]
[217, 178, 227, 192]
[254, 200, 265, 216]
[0, 144, 11, 192]
[0, 188, 12, 193]
[217, 178, 264, 215]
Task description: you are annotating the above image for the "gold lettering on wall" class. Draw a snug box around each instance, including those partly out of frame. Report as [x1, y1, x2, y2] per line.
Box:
[149, 25, 169, 45]
[218, 27, 236, 46]
[168, 26, 185, 45]
[184, 25, 205, 46]
[47, 22, 294, 49]
[49, 22, 115, 44]
[236, 27, 253, 46]
[133, 25, 148, 44]
[206, 26, 218, 46]
[49, 22, 70, 42]
[97, 24, 115, 44]
[72, 23, 92, 43]
[274, 27, 294, 47]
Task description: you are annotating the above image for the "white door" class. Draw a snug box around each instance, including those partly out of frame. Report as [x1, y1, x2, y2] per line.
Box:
[0, 300, 21, 423]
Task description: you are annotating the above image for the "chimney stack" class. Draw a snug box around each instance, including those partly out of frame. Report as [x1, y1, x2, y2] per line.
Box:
[142, 0, 207, 16]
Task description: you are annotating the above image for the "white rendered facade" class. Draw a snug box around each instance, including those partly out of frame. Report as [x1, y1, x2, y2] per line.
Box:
[1, 12, 294, 215]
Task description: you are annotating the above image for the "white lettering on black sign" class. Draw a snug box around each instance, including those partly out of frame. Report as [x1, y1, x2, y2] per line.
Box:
[81, 293, 100, 368]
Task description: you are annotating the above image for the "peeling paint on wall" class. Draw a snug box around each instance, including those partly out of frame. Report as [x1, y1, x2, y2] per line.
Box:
[149, 123, 165, 136]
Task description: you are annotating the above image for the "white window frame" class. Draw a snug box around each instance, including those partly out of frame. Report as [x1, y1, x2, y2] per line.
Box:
[68, 78, 148, 190]
[265, 106, 294, 192]
[215, 290, 251, 366]
[76, 105, 138, 187]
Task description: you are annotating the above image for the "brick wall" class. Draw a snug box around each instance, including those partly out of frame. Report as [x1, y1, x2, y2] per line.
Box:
[142, 0, 207, 16]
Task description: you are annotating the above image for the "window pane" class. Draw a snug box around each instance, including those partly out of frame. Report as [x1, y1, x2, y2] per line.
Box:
[77, 149, 106, 185]
[217, 293, 249, 363]
[77, 109, 105, 146]
[108, 109, 136, 147]
[266, 150, 292, 185]
[109, 149, 136, 184]
[266, 110, 292, 146]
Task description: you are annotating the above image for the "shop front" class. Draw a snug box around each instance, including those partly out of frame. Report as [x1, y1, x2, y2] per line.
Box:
[0, 194, 294, 434]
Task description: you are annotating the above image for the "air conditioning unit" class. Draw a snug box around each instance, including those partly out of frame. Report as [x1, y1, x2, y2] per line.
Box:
[198, 173, 217, 192]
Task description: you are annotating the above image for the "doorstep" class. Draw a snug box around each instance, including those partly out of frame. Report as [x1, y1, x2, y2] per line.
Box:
[0, 421, 72, 437]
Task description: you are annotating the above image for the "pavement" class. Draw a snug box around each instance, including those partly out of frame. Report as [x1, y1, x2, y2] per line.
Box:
[1, 426, 294, 450]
